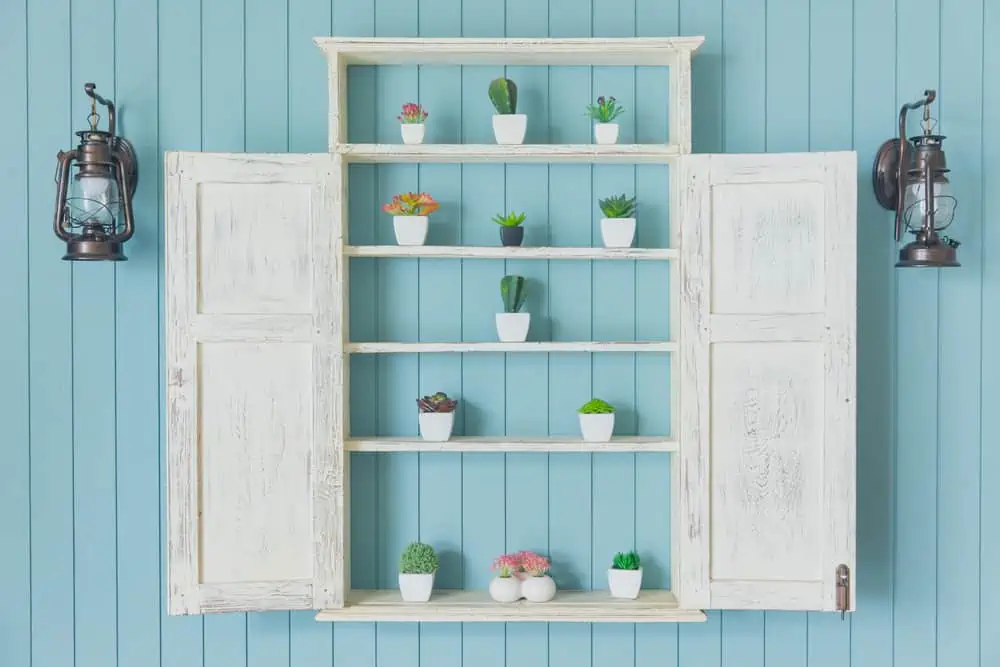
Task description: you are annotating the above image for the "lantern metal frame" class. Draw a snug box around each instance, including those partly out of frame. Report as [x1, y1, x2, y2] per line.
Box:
[53, 83, 139, 261]
[872, 89, 960, 268]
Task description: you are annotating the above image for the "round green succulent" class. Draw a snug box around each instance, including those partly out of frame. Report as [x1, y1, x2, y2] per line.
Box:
[399, 541, 439, 574]
[578, 398, 616, 414]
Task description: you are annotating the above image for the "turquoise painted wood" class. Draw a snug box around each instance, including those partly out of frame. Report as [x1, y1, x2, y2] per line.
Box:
[0, 1, 992, 665]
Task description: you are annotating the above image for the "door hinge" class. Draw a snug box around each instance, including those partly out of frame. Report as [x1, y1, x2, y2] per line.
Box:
[836, 564, 850, 619]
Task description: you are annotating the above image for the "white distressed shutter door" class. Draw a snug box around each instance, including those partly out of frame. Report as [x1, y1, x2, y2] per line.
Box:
[165, 152, 345, 614]
[677, 152, 856, 611]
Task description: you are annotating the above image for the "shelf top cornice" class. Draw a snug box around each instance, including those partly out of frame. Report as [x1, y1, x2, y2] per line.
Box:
[314, 36, 705, 66]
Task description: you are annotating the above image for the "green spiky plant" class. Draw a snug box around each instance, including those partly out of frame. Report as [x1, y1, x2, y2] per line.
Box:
[612, 550, 641, 571]
[500, 275, 527, 313]
[400, 542, 439, 574]
[489, 77, 518, 114]
[492, 212, 527, 227]
[578, 398, 616, 414]
[586, 96, 626, 123]
[598, 194, 637, 219]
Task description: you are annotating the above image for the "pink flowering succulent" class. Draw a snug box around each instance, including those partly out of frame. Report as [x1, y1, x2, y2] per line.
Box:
[517, 551, 551, 577]
[382, 192, 440, 216]
[492, 553, 521, 578]
[397, 102, 428, 124]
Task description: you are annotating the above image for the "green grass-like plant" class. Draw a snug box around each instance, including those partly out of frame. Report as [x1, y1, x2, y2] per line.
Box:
[612, 550, 641, 570]
[578, 398, 616, 414]
[586, 96, 626, 123]
[400, 542, 439, 574]
[500, 275, 527, 313]
[598, 194, 637, 219]
[492, 212, 527, 227]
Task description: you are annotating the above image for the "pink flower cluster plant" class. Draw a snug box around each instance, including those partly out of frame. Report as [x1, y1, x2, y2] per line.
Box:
[397, 102, 428, 124]
[491, 551, 551, 578]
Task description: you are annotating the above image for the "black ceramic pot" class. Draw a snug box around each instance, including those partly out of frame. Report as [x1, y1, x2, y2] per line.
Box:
[500, 226, 524, 246]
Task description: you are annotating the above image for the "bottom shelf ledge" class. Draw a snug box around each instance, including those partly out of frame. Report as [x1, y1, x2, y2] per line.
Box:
[315, 589, 706, 623]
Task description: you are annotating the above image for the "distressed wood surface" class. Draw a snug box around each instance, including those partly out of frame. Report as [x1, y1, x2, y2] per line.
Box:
[347, 341, 677, 353]
[337, 143, 681, 164]
[346, 436, 678, 453]
[677, 151, 857, 612]
[315, 590, 706, 623]
[345, 245, 678, 260]
[165, 151, 343, 615]
[314, 36, 705, 66]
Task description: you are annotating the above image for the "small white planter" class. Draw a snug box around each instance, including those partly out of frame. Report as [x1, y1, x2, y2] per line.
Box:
[495, 313, 530, 342]
[594, 122, 620, 145]
[399, 572, 435, 602]
[521, 575, 557, 603]
[489, 576, 521, 603]
[600, 217, 636, 248]
[579, 413, 615, 442]
[492, 114, 528, 145]
[608, 568, 643, 599]
[400, 123, 426, 145]
[419, 412, 455, 442]
[393, 215, 429, 246]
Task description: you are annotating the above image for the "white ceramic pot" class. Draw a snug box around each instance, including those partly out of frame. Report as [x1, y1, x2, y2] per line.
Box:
[579, 413, 615, 442]
[594, 122, 620, 145]
[393, 215, 429, 246]
[495, 312, 530, 342]
[400, 123, 426, 145]
[608, 567, 643, 599]
[399, 572, 435, 602]
[600, 217, 636, 248]
[419, 412, 455, 442]
[489, 576, 522, 603]
[521, 575, 556, 603]
[492, 114, 528, 145]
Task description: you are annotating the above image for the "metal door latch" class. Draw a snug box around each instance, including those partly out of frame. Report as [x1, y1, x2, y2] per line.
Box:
[836, 564, 850, 620]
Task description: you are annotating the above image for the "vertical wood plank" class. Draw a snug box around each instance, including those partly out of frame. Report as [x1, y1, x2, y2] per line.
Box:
[26, 2, 75, 667]
[763, 613, 807, 667]
[0, 1, 30, 664]
[721, 0, 765, 154]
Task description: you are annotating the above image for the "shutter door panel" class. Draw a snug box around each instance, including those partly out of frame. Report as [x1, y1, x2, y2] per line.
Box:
[677, 151, 856, 612]
[165, 152, 344, 615]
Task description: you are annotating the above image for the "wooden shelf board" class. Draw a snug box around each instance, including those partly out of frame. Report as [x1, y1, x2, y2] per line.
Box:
[346, 341, 677, 353]
[316, 589, 706, 623]
[336, 143, 681, 164]
[346, 436, 678, 453]
[345, 245, 678, 260]
[315, 37, 705, 66]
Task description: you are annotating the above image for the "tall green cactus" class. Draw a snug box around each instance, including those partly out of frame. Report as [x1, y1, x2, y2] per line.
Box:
[488, 77, 518, 114]
[500, 275, 527, 313]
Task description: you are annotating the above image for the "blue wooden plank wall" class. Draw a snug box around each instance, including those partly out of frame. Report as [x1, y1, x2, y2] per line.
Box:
[0, 0, 993, 666]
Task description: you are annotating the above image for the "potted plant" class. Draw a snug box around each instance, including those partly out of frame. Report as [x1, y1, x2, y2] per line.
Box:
[489, 77, 526, 145]
[518, 551, 556, 603]
[496, 275, 529, 342]
[489, 553, 522, 603]
[598, 194, 637, 248]
[397, 102, 428, 145]
[608, 550, 642, 599]
[492, 211, 527, 246]
[578, 398, 616, 442]
[398, 541, 438, 602]
[382, 192, 440, 246]
[417, 392, 458, 442]
[586, 95, 625, 145]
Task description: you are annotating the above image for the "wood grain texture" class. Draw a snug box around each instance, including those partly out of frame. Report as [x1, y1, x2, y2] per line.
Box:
[345, 245, 678, 259]
[337, 143, 681, 163]
[347, 341, 677, 353]
[346, 436, 678, 452]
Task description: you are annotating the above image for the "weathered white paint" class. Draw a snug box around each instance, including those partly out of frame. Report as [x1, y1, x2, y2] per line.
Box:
[337, 143, 681, 164]
[314, 36, 705, 66]
[345, 245, 678, 260]
[165, 151, 344, 615]
[347, 341, 677, 353]
[676, 151, 857, 612]
[668, 49, 692, 153]
[315, 589, 706, 623]
[346, 436, 678, 453]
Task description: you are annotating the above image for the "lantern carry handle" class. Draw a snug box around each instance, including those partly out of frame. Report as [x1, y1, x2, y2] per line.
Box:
[84, 82, 116, 137]
[895, 90, 935, 241]
[52, 150, 79, 242]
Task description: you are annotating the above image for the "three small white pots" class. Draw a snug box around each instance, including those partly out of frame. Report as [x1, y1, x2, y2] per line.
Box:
[489, 576, 521, 603]
[594, 122, 620, 145]
[579, 413, 615, 442]
[393, 215, 429, 246]
[399, 572, 435, 602]
[496, 313, 530, 342]
[492, 114, 528, 145]
[400, 124, 426, 145]
[600, 217, 636, 248]
[419, 412, 455, 442]
[607, 567, 643, 599]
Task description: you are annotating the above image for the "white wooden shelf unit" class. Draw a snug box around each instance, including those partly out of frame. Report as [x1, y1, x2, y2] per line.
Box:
[164, 36, 857, 624]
